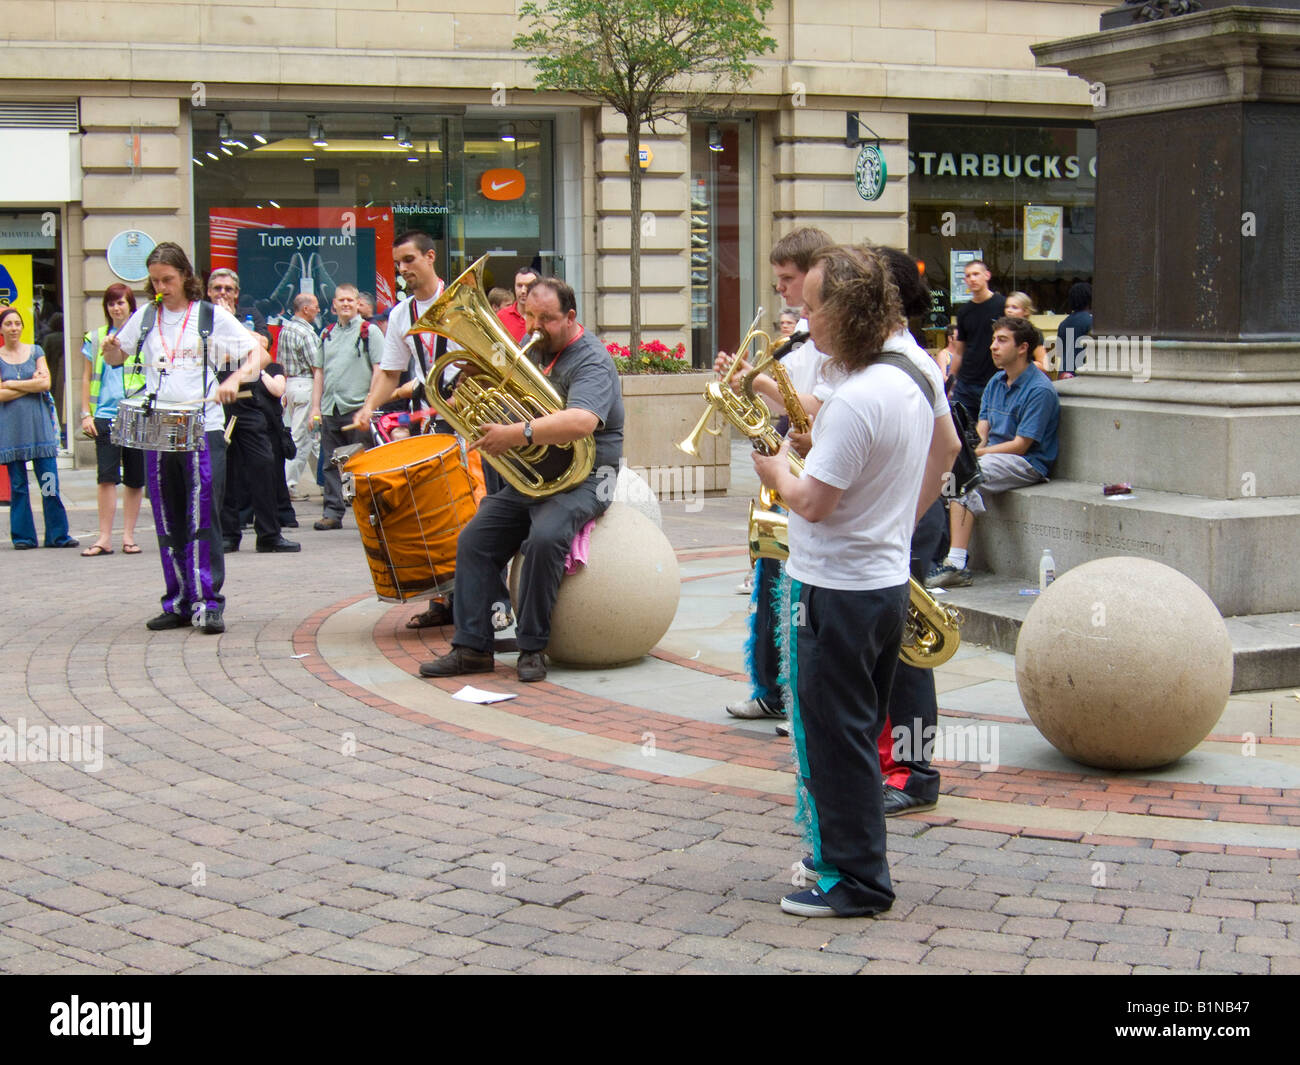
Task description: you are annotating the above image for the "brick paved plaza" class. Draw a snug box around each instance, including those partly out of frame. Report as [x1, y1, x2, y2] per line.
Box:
[2, 454, 1298, 975]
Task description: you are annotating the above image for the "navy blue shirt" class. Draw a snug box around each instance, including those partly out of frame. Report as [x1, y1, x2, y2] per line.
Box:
[979, 362, 1059, 477]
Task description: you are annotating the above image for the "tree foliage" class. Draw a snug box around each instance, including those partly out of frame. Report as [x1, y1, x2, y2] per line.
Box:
[515, 0, 777, 351]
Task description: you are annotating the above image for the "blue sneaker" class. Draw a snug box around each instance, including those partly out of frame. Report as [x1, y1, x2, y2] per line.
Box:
[925, 561, 971, 589]
[780, 888, 839, 917]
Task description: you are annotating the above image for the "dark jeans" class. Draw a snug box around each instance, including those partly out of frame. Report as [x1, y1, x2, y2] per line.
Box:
[7, 456, 73, 546]
[452, 479, 609, 654]
[320, 410, 365, 522]
[792, 579, 906, 916]
[221, 409, 280, 545]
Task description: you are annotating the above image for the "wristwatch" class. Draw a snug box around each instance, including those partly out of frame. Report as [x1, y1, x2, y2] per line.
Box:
[522, 420, 533, 444]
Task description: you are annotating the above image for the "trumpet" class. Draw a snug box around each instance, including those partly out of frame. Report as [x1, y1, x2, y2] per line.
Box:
[677, 310, 807, 507]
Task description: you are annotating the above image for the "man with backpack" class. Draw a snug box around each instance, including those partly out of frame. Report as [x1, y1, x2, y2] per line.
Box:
[311, 283, 384, 531]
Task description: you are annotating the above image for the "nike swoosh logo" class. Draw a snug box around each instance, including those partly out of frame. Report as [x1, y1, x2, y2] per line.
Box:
[490, 180, 517, 191]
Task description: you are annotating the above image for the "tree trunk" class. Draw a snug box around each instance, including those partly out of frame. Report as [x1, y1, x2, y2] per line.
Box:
[627, 112, 642, 355]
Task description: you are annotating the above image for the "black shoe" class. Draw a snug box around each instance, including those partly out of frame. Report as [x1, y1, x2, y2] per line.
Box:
[47, 537, 80, 548]
[418, 646, 494, 678]
[146, 611, 188, 631]
[882, 786, 937, 818]
[516, 651, 547, 683]
[313, 517, 342, 531]
[281, 519, 299, 529]
[775, 722, 790, 737]
[223, 539, 239, 553]
[199, 608, 225, 635]
[256, 536, 301, 553]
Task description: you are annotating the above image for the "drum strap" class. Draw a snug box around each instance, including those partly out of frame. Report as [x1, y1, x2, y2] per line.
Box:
[131, 301, 216, 398]
[404, 296, 445, 413]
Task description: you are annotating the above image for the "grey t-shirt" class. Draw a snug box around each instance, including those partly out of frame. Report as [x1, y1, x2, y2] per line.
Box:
[543, 328, 623, 474]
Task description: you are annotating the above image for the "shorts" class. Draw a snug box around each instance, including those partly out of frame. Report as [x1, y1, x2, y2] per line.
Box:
[93, 416, 146, 489]
[955, 452, 1045, 515]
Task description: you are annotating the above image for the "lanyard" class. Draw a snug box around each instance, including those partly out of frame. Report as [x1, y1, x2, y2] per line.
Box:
[158, 303, 194, 366]
[542, 324, 584, 376]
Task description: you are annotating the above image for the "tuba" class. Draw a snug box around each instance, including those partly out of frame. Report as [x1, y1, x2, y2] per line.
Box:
[410, 255, 594, 498]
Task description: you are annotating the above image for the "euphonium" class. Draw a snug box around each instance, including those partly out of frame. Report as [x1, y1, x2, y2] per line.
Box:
[410, 254, 594, 497]
[745, 505, 964, 669]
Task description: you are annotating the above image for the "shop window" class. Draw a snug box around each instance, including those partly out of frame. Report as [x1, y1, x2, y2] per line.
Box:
[191, 110, 554, 327]
[908, 117, 1095, 341]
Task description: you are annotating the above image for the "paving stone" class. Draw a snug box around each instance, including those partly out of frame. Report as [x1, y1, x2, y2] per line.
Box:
[923, 946, 1028, 973]
[291, 905, 382, 937]
[1096, 943, 1200, 968]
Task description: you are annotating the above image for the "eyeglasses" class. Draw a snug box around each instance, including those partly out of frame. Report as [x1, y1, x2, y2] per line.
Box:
[209, 284, 237, 293]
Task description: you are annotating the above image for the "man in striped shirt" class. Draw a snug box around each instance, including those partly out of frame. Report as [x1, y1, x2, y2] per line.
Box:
[278, 293, 322, 494]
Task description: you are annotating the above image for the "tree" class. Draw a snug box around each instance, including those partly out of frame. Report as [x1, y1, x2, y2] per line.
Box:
[515, 0, 777, 352]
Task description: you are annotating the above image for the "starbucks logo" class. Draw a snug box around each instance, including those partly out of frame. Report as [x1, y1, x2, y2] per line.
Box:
[855, 144, 887, 202]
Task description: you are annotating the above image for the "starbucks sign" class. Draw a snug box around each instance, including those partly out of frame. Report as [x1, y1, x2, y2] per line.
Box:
[855, 144, 887, 202]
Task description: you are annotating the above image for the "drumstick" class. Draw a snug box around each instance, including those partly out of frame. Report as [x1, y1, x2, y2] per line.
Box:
[204, 391, 252, 403]
[224, 416, 237, 444]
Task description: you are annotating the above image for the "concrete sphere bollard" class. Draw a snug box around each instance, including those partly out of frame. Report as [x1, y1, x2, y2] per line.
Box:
[510, 502, 680, 667]
[612, 463, 662, 527]
[1015, 556, 1232, 770]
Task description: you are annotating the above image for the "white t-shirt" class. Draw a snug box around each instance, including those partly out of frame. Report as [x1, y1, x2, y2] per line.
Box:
[380, 286, 444, 375]
[780, 334, 828, 397]
[788, 361, 934, 591]
[814, 329, 948, 421]
[114, 301, 256, 433]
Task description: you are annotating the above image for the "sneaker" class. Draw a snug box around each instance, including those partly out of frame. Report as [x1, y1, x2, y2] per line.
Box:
[313, 517, 342, 531]
[690, 252, 709, 267]
[925, 562, 972, 589]
[418, 646, 494, 678]
[775, 721, 790, 737]
[516, 651, 547, 683]
[883, 785, 938, 818]
[780, 888, 840, 917]
[795, 857, 821, 888]
[735, 576, 753, 595]
[145, 611, 188, 631]
[690, 233, 708, 248]
[726, 697, 784, 719]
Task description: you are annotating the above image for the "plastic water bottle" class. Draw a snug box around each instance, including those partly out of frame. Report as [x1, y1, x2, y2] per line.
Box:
[1039, 549, 1056, 592]
[244, 315, 255, 330]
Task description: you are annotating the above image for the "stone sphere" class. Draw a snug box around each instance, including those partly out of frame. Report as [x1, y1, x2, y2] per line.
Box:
[510, 502, 680, 667]
[1015, 556, 1231, 770]
[612, 463, 662, 527]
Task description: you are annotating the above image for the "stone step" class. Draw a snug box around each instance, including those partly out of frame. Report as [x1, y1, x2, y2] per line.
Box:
[936, 575, 1300, 693]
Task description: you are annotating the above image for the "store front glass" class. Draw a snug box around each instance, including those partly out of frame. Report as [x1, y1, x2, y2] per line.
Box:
[191, 110, 554, 327]
[0, 210, 67, 444]
[688, 117, 755, 368]
[908, 117, 1095, 331]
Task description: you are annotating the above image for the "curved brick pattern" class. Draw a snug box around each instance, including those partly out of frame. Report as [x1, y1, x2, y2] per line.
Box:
[0, 477, 1295, 973]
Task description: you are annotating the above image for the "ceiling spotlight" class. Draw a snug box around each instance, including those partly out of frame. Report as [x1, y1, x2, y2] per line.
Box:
[205, 150, 219, 161]
[500, 122, 516, 143]
[268, 200, 281, 208]
[253, 133, 267, 145]
[192, 157, 205, 167]
[217, 114, 234, 145]
[308, 116, 327, 147]
[708, 123, 724, 152]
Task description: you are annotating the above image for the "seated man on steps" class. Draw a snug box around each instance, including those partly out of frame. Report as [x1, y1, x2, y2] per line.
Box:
[927, 316, 1059, 589]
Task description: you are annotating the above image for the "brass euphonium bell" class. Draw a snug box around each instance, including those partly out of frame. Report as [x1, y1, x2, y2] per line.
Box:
[408, 254, 595, 497]
[745, 503, 963, 669]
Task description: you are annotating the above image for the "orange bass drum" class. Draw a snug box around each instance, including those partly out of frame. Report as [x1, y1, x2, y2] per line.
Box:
[344, 433, 486, 602]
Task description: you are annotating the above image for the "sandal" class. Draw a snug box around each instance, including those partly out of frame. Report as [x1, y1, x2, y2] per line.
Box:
[81, 544, 114, 557]
[406, 599, 453, 629]
[122, 542, 142, 554]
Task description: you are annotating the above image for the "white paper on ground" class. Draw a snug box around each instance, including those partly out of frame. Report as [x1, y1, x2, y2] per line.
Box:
[452, 685, 518, 704]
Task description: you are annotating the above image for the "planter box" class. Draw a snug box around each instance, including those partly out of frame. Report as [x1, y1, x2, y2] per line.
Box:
[619, 372, 731, 498]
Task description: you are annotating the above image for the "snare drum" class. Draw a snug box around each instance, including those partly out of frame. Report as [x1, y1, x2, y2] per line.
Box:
[345, 433, 486, 602]
[111, 397, 205, 452]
